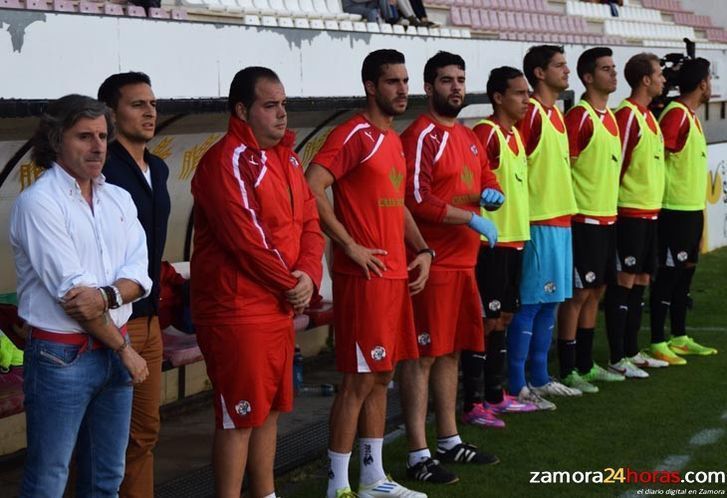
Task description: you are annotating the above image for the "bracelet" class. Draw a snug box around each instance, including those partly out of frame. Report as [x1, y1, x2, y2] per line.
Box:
[115, 338, 129, 354]
[417, 247, 436, 260]
[98, 287, 109, 312]
[101, 286, 115, 308]
[110, 285, 123, 310]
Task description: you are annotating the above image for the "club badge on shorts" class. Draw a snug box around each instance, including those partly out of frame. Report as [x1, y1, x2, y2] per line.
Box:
[235, 400, 252, 416]
[544, 281, 556, 294]
[624, 256, 636, 267]
[488, 300, 502, 312]
[371, 346, 387, 361]
[417, 333, 431, 346]
[585, 271, 596, 284]
[677, 251, 688, 262]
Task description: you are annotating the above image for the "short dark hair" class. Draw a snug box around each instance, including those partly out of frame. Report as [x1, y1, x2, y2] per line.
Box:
[487, 66, 525, 105]
[97, 72, 152, 110]
[361, 49, 406, 86]
[228, 66, 281, 114]
[32, 95, 114, 169]
[523, 45, 564, 89]
[624, 53, 660, 89]
[678, 57, 711, 94]
[423, 51, 466, 85]
[576, 47, 613, 84]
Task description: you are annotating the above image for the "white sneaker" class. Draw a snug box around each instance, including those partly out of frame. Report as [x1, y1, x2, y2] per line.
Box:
[359, 476, 427, 498]
[630, 352, 669, 368]
[609, 358, 649, 379]
[530, 380, 582, 397]
[517, 386, 556, 411]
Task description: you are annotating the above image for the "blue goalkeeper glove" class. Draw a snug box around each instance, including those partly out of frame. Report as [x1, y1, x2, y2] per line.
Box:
[480, 188, 505, 210]
[467, 214, 498, 248]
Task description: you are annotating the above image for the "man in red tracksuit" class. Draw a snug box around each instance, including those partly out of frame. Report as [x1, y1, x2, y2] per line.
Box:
[399, 51, 503, 485]
[191, 66, 324, 498]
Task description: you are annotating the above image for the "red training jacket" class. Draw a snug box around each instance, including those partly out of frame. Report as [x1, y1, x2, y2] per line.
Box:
[190, 117, 324, 326]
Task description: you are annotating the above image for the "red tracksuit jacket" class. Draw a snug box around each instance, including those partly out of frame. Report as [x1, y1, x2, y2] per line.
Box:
[190, 117, 324, 326]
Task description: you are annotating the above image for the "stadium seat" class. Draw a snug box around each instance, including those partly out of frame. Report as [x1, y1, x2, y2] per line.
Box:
[0, 368, 24, 419]
[284, 0, 308, 17]
[325, 0, 361, 21]
[162, 327, 203, 368]
[450, 6, 462, 25]
[267, 0, 291, 15]
[295, 0, 317, 17]
[127, 5, 146, 16]
[79, 1, 102, 13]
[171, 8, 188, 19]
[25, 0, 50, 11]
[253, 0, 275, 15]
[103, 2, 124, 15]
[469, 8, 481, 29]
[208, 0, 239, 14]
[52, 0, 76, 12]
[149, 7, 172, 18]
[311, 0, 335, 18]
[460, 6, 471, 26]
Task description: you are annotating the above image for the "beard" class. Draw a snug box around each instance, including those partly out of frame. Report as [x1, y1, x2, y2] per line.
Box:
[432, 91, 463, 118]
[375, 92, 407, 117]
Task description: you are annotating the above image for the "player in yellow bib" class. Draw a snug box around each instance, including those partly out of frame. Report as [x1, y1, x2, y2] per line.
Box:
[507, 45, 581, 409]
[604, 53, 670, 379]
[648, 57, 718, 361]
[558, 47, 625, 393]
[460, 66, 541, 426]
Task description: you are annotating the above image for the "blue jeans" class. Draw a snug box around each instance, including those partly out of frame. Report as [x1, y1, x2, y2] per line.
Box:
[20, 336, 133, 498]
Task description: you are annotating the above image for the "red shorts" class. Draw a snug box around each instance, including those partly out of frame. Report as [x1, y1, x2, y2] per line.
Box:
[411, 269, 484, 357]
[333, 274, 418, 373]
[196, 321, 294, 429]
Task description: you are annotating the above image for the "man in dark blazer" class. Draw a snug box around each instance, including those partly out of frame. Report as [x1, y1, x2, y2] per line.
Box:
[98, 72, 171, 498]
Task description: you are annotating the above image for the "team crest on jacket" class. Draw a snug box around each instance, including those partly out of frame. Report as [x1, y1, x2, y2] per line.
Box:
[418, 333, 431, 346]
[461, 166, 474, 187]
[389, 167, 404, 190]
[470, 144, 479, 156]
[371, 346, 387, 361]
[289, 155, 300, 168]
[235, 400, 252, 416]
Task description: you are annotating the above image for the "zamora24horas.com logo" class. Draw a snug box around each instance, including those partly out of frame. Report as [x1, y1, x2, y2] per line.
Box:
[529, 468, 727, 487]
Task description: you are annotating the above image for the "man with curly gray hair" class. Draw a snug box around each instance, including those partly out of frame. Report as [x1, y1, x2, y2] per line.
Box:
[10, 94, 152, 497]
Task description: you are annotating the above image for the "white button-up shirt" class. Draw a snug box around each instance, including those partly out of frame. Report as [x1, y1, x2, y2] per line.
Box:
[9, 163, 152, 334]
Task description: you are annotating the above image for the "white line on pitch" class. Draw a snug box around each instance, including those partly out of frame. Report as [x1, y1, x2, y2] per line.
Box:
[689, 428, 725, 446]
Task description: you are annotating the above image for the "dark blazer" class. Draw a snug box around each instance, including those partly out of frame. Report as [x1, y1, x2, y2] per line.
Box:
[103, 140, 171, 319]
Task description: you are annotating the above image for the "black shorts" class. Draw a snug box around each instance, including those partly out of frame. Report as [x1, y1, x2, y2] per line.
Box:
[657, 209, 703, 268]
[572, 221, 616, 289]
[615, 217, 658, 275]
[475, 245, 523, 318]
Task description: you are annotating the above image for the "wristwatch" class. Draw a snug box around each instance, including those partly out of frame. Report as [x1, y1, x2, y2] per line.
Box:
[417, 248, 436, 260]
[103, 285, 123, 309]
